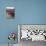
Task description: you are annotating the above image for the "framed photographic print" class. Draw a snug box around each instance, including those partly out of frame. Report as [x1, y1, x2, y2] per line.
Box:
[6, 7, 15, 19]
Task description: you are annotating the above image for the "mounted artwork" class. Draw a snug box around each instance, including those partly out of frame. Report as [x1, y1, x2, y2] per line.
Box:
[6, 7, 15, 19]
[18, 25, 46, 41]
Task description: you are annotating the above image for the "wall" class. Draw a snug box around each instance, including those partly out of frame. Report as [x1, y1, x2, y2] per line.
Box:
[0, 0, 18, 44]
[0, 0, 46, 44]
[16, 0, 46, 24]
